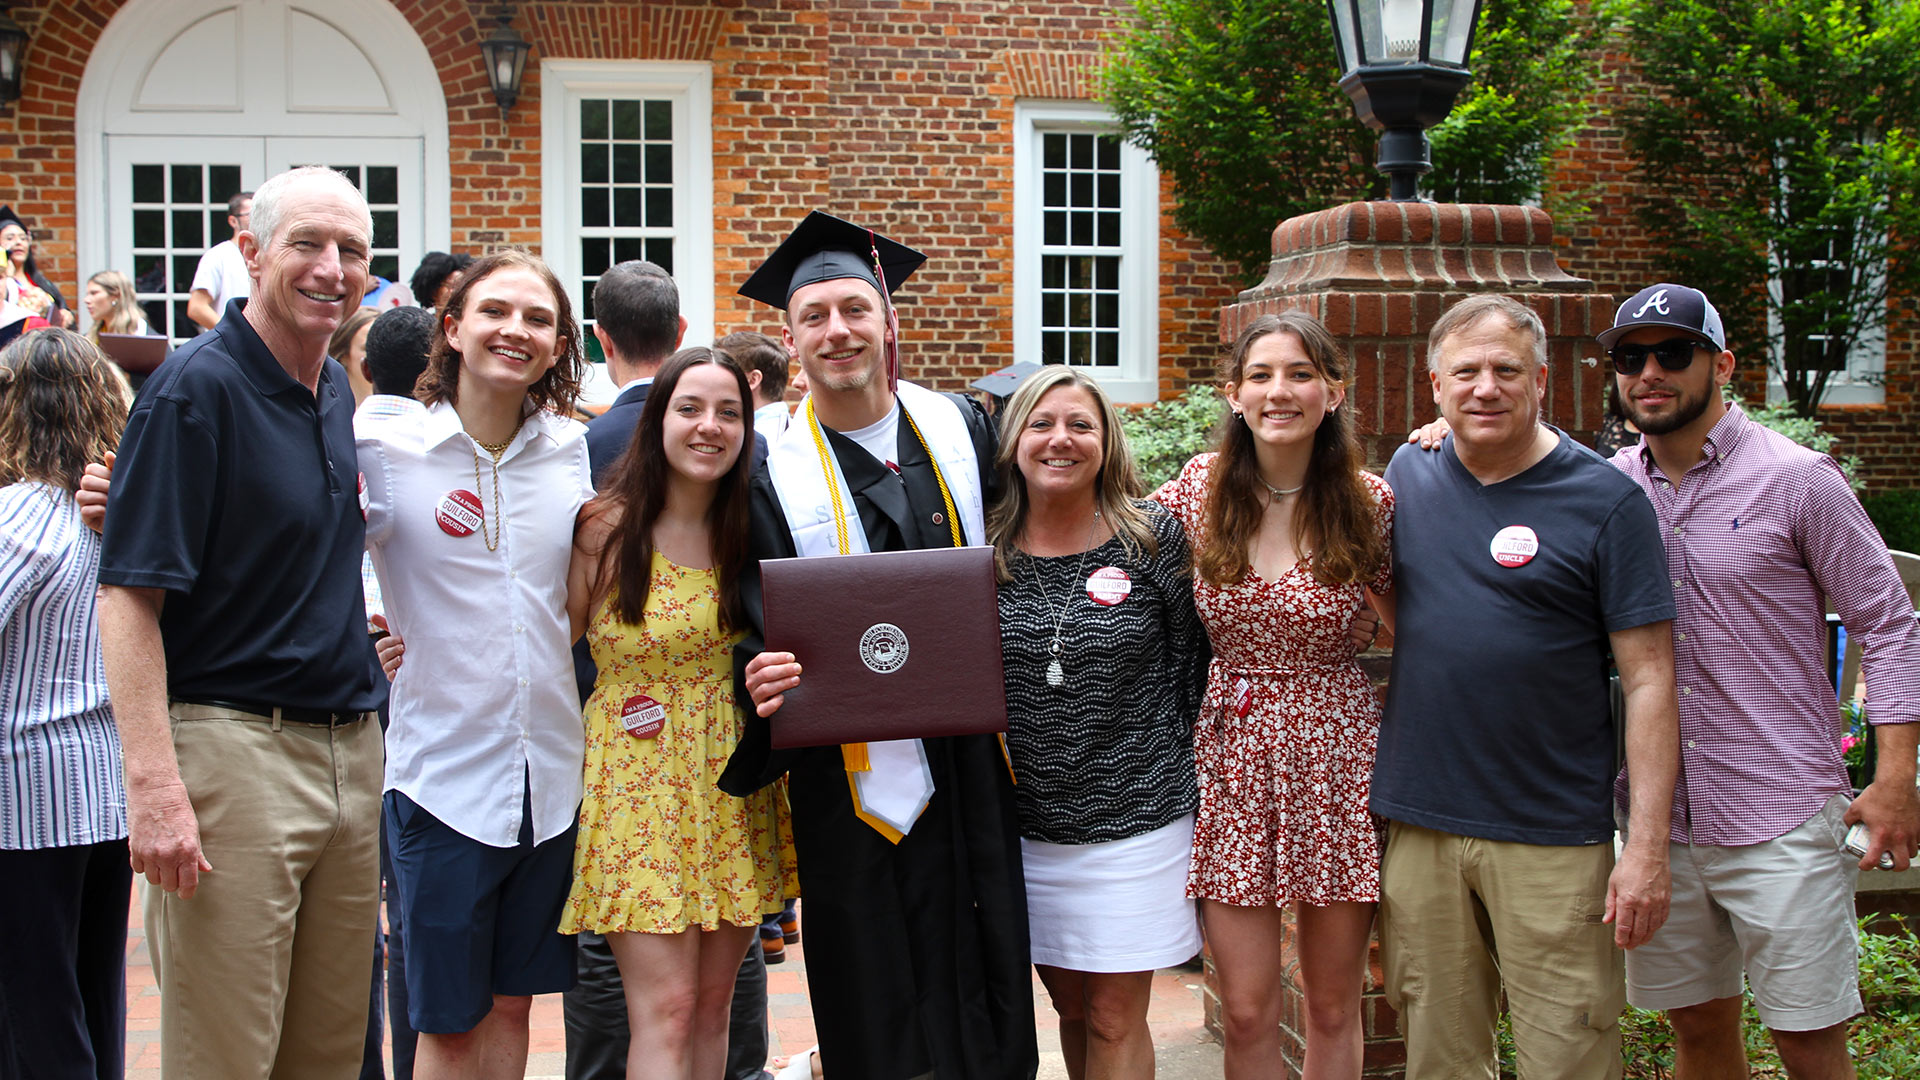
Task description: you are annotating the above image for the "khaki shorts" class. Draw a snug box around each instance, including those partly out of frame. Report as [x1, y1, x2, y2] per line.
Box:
[1624, 792, 1862, 1031]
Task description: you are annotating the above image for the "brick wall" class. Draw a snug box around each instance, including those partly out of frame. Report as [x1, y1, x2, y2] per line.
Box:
[1, 0, 1907, 468]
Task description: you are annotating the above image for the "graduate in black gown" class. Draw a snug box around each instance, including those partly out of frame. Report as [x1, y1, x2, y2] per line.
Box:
[718, 212, 1039, 1080]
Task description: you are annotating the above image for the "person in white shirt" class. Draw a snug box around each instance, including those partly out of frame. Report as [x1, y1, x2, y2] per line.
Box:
[718, 330, 791, 444]
[186, 192, 254, 331]
[356, 249, 592, 1080]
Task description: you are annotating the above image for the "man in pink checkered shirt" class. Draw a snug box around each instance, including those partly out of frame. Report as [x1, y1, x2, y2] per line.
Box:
[1600, 283, 1919, 1079]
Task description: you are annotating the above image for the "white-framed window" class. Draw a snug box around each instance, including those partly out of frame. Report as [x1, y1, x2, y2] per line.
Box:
[1014, 101, 1160, 403]
[1766, 226, 1887, 406]
[541, 60, 714, 374]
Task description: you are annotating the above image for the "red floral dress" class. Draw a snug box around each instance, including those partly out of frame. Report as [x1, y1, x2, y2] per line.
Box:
[1157, 454, 1393, 907]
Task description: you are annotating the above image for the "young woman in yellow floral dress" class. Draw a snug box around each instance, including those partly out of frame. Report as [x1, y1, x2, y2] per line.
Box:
[561, 347, 798, 1080]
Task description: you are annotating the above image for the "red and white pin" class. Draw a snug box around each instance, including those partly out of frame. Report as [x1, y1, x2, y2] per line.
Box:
[1086, 566, 1133, 606]
[357, 472, 370, 521]
[620, 694, 667, 739]
[435, 489, 484, 538]
[1233, 676, 1253, 718]
[1489, 525, 1539, 568]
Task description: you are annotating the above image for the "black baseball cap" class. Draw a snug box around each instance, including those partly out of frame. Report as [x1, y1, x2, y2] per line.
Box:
[1597, 283, 1726, 351]
[738, 211, 926, 311]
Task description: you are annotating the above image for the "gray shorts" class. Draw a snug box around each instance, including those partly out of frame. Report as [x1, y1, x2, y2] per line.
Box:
[1625, 792, 1862, 1031]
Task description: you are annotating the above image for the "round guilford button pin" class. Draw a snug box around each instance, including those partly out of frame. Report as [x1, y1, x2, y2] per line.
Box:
[435, 489, 484, 537]
[1489, 525, 1539, 568]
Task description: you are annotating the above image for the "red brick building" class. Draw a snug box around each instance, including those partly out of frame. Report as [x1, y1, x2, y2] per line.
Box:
[0, 0, 1911, 485]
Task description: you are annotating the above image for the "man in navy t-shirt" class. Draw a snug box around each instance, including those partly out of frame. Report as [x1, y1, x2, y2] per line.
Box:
[1371, 294, 1679, 1079]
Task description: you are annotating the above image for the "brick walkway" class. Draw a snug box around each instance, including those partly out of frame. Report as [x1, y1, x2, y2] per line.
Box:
[123, 886, 1220, 1079]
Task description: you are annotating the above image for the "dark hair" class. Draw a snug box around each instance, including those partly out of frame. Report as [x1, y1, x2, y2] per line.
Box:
[365, 306, 435, 397]
[715, 330, 788, 401]
[408, 251, 474, 311]
[0, 210, 68, 318]
[415, 250, 584, 415]
[326, 307, 379, 366]
[1198, 311, 1386, 589]
[591, 261, 680, 363]
[227, 191, 254, 217]
[0, 329, 129, 491]
[595, 347, 754, 629]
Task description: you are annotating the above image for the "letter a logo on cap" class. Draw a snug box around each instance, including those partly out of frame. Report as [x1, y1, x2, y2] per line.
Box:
[1631, 289, 1671, 318]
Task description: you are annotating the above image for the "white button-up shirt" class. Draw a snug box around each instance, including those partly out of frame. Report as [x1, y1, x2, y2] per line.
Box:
[357, 400, 593, 846]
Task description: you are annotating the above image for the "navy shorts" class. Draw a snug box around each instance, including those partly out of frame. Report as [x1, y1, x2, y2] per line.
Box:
[384, 788, 579, 1033]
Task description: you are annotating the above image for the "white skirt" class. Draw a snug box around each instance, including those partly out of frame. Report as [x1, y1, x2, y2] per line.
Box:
[1021, 813, 1202, 973]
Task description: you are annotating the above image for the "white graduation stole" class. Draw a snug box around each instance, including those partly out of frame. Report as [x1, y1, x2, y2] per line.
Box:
[766, 382, 984, 841]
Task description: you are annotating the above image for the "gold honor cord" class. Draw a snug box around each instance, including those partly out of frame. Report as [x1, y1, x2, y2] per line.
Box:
[803, 394, 966, 840]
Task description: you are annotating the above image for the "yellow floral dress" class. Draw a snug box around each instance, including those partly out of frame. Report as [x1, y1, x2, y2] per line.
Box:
[560, 553, 799, 934]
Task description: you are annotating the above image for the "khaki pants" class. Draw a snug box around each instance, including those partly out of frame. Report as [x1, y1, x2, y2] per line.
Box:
[1378, 821, 1624, 1080]
[146, 704, 383, 1079]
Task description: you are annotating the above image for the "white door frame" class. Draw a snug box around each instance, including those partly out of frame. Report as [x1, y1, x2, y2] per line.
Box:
[75, 0, 449, 285]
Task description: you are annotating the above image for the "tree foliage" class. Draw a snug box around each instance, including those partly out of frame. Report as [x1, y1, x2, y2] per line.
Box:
[1612, 0, 1920, 414]
[1101, 0, 1595, 281]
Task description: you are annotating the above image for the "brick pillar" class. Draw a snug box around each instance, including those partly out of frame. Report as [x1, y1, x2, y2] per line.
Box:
[1220, 201, 1614, 469]
[1202, 202, 1613, 1079]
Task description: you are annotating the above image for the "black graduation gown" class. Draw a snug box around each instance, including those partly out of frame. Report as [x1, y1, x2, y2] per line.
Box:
[719, 393, 1039, 1080]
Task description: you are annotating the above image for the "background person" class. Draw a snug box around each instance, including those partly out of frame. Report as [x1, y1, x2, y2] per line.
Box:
[718, 329, 792, 446]
[1154, 311, 1393, 1080]
[82, 270, 149, 342]
[409, 251, 474, 313]
[991, 365, 1207, 1080]
[559, 347, 798, 1080]
[186, 192, 253, 331]
[0, 206, 72, 329]
[331, 306, 381, 406]
[0, 329, 132, 1080]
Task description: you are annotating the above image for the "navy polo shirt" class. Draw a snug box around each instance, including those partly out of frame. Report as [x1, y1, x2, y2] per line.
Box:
[98, 302, 381, 711]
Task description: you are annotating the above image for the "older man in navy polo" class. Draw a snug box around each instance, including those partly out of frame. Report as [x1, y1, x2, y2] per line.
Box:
[96, 166, 385, 1080]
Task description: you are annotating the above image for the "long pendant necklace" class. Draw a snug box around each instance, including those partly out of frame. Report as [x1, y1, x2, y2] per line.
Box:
[1030, 507, 1101, 688]
[467, 412, 528, 553]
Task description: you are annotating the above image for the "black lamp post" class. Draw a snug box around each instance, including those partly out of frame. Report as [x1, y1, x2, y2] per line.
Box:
[0, 3, 29, 106]
[479, 8, 531, 123]
[1325, 0, 1483, 201]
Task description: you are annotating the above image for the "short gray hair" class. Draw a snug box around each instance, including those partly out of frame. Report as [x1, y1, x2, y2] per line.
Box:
[247, 167, 371, 252]
[1427, 294, 1547, 373]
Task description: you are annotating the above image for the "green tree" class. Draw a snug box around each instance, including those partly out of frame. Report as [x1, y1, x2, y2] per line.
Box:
[1101, 0, 1595, 282]
[1613, 0, 1920, 414]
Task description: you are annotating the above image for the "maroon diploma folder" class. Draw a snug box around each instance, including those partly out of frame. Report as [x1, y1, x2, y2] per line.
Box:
[761, 545, 1008, 749]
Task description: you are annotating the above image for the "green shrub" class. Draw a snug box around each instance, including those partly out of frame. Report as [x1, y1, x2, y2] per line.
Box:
[1119, 385, 1223, 491]
[1862, 490, 1920, 554]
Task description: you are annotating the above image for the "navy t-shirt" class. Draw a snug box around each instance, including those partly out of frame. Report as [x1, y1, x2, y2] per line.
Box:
[1372, 430, 1673, 845]
[98, 302, 381, 711]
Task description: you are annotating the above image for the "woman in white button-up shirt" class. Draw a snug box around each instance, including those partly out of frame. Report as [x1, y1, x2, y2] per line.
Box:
[358, 250, 594, 1077]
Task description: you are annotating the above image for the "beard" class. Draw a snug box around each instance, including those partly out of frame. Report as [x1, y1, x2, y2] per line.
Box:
[1622, 383, 1711, 435]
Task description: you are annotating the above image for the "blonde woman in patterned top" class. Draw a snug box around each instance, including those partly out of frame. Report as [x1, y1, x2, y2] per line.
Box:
[561, 346, 798, 1080]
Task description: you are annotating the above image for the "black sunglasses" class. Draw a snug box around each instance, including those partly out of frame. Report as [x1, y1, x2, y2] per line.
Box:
[1608, 338, 1711, 377]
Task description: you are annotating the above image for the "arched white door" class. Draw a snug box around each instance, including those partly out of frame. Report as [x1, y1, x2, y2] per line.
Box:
[77, 0, 449, 341]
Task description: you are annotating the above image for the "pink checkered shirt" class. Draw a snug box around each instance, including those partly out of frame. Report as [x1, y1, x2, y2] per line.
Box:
[1612, 405, 1920, 845]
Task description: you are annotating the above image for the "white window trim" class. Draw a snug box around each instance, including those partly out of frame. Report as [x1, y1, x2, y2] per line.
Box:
[1013, 101, 1160, 403]
[540, 60, 715, 350]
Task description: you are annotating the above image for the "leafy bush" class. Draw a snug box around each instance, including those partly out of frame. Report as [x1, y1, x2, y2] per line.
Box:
[1741, 395, 1864, 494]
[1862, 490, 1920, 554]
[1120, 385, 1224, 491]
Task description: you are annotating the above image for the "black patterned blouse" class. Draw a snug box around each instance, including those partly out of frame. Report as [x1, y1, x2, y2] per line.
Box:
[997, 500, 1209, 844]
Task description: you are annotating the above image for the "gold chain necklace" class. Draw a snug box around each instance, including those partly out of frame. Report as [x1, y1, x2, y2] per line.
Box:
[465, 412, 527, 553]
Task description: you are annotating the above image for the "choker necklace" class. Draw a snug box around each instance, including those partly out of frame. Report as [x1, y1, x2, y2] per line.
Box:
[1259, 475, 1305, 500]
[1030, 508, 1101, 688]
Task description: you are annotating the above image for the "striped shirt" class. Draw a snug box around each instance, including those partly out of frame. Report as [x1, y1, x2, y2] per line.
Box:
[0, 482, 125, 850]
[1613, 405, 1920, 845]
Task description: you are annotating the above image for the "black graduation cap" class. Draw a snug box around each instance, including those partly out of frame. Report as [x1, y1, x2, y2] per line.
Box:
[0, 206, 27, 234]
[969, 362, 1043, 399]
[738, 211, 927, 311]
